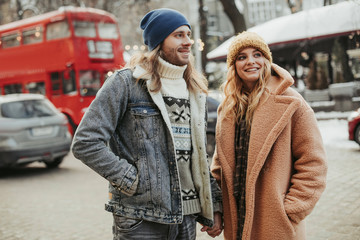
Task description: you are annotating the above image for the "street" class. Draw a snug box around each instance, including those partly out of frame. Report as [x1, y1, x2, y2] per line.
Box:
[0, 119, 359, 240]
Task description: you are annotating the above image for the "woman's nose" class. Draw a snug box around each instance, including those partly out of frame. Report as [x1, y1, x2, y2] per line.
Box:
[246, 56, 255, 64]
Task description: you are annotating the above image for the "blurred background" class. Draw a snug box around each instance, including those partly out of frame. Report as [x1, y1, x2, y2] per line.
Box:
[1, 0, 360, 111]
[0, 1, 360, 240]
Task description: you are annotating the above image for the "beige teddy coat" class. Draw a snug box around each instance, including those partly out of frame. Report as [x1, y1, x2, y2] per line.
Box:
[211, 64, 327, 240]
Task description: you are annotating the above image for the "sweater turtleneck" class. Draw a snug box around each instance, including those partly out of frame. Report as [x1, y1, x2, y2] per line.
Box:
[158, 57, 187, 80]
[158, 57, 188, 99]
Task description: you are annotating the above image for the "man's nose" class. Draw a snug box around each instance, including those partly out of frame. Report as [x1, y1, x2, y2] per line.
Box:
[183, 35, 192, 46]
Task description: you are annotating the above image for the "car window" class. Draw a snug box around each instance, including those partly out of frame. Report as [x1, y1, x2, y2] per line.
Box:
[1, 99, 56, 118]
[207, 97, 220, 112]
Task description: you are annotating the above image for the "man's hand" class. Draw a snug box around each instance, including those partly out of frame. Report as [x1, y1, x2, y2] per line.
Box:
[200, 212, 223, 238]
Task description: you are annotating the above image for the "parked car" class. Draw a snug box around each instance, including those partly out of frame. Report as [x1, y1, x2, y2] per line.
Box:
[0, 94, 72, 168]
[348, 107, 360, 146]
[206, 96, 220, 157]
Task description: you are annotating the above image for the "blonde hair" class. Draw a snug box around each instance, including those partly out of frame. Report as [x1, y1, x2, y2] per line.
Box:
[221, 59, 271, 131]
[127, 45, 208, 94]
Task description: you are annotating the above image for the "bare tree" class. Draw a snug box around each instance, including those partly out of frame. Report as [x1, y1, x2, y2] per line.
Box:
[199, 0, 207, 74]
[15, 0, 22, 20]
[323, 0, 332, 6]
[218, 0, 246, 33]
[287, 0, 303, 14]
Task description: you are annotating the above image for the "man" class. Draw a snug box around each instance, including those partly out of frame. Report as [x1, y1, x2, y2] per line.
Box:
[72, 8, 222, 239]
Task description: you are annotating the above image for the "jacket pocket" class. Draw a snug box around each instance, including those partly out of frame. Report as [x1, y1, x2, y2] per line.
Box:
[113, 215, 143, 233]
[130, 103, 160, 139]
[281, 194, 296, 236]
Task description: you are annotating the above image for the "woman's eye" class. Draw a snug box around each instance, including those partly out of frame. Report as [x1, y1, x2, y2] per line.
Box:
[254, 52, 262, 57]
[237, 55, 245, 60]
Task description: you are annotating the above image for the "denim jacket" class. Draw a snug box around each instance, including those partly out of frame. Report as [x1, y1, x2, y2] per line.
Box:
[72, 68, 222, 227]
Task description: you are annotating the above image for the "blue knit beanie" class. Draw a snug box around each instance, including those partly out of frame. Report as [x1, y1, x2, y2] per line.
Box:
[140, 8, 191, 51]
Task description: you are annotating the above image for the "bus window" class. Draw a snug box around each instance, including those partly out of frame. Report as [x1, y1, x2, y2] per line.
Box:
[23, 26, 43, 45]
[62, 70, 76, 94]
[98, 23, 118, 39]
[50, 72, 61, 95]
[4, 83, 22, 94]
[73, 21, 96, 38]
[46, 20, 70, 40]
[79, 70, 101, 96]
[25, 82, 45, 94]
[1, 32, 21, 48]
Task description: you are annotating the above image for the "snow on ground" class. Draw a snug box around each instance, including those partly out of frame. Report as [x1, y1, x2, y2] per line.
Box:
[317, 118, 359, 150]
[314, 111, 351, 120]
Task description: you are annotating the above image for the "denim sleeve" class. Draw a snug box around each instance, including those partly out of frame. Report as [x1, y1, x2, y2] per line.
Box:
[72, 69, 138, 195]
[210, 171, 223, 213]
[205, 98, 223, 213]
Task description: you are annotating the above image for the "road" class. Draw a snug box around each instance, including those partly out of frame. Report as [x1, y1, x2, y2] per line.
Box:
[0, 119, 359, 240]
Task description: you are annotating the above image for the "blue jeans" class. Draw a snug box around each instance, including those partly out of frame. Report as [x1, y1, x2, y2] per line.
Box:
[112, 214, 196, 240]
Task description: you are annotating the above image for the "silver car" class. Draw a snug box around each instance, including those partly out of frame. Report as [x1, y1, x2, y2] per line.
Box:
[0, 94, 72, 168]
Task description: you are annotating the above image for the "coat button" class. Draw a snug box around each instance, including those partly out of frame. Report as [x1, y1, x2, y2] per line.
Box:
[143, 110, 147, 113]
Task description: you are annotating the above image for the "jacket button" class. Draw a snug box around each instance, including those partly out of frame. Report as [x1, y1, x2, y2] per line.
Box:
[143, 110, 147, 113]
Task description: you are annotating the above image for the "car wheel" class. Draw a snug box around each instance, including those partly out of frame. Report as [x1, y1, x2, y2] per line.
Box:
[355, 125, 360, 145]
[44, 157, 63, 168]
[206, 133, 216, 158]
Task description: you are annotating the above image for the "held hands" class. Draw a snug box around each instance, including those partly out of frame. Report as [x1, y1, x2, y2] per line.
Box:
[200, 212, 223, 238]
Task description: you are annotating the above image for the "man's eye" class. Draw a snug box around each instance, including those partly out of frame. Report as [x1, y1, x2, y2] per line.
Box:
[237, 56, 245, 60]
[254, 52, 262, 57]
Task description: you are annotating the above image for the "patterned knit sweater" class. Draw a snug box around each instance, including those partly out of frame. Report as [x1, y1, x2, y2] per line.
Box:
[158, 57, 201, 215]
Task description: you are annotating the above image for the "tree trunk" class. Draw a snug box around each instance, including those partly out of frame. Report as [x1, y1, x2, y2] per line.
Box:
[218, 0, 246, 33]
[15, 0, 22, 20]
[199, 0, 208, 75]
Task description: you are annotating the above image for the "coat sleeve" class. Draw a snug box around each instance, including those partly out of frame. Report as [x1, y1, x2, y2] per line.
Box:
[284, 104, 327, 223]
[71, 69, 138, 196]
[211, 148, 222, 187]
[210, 104, 224, 187]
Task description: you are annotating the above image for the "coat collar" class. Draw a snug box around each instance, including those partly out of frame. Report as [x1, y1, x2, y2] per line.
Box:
[132, 63, 206, 141]
[266, 63, 294, 95]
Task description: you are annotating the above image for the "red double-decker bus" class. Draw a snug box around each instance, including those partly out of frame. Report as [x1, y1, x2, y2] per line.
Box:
[0, 6, 126, 134]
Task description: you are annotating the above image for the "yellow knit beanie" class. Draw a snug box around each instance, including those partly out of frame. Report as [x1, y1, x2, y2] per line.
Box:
[226, 31, 272, 68]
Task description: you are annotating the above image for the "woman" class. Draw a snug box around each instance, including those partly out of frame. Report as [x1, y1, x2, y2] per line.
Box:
[211, 31, 327, 240]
